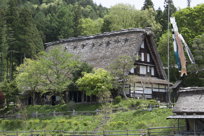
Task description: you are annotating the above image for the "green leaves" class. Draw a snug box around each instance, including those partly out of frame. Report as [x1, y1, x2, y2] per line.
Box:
[80, 18, 104, 36]
[16, 48, 81, 97]
[102, 4, 161, 33]
[76, 68, 113, 99]
[174, 4, 204, 45]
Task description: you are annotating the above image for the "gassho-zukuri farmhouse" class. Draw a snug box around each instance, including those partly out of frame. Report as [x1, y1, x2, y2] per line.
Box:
[45, 28, 171, 102]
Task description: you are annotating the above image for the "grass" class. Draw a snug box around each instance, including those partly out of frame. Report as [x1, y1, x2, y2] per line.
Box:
[0, 99, 179, 132]
[0, 115, 101, 131]
[103, 108, 177, 130]
[19, 102, 102, 114]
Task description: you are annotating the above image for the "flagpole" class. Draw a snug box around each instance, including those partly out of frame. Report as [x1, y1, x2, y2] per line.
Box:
[167, 0, 171, 105]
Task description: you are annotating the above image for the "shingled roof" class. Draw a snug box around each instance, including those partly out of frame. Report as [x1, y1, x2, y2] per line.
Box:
[45, 28, 167, 80]
[128, 75, 171, 85]
[173, 87, 204, 114]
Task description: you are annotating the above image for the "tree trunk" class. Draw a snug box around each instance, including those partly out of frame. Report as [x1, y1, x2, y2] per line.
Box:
[32, 92, 36, 105]
[60, 93, 65, 104]
[81, 91, 84, 102]
[122, 83, 128, 99]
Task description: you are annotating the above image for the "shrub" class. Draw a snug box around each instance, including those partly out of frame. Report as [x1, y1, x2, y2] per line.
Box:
[68, 101, 76, 110]
[113, 96, 122, 104]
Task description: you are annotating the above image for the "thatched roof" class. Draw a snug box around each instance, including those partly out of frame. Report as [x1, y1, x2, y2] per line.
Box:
[173, 87, 204, 113]
[128, 75, 171, 85]
[45, 28, 167, 80]
[167, 115, 204, 119]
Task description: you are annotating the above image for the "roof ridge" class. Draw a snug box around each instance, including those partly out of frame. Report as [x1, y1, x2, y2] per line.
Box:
[45, 28, 151, 47]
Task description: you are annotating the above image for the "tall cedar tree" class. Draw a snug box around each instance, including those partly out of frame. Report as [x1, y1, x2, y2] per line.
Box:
[142, 0, 154, 10]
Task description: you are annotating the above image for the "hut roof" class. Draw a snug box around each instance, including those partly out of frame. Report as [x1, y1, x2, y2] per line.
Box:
[45, 28, 167, 80]
[45, 28, 150, 47]
[173, 87, 204, 113]
[167, 115, 204, 119]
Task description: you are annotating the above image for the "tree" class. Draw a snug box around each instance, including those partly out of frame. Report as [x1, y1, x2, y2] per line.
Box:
[55, 5, 75, 39]
[142, 0, 154, 10]
[191, 34, 204, 70]
[157, 32, 179, 81]
[76, 68, 113, 101]
[0, 80, 19, 106]
[182, 33, 204, 87]
[80, 18, 104, 36]
[155, 0, 176, 35]
[16, 59, 44, 105]
[17, 7, 44, 58]
[73, 3, 82, 36]
[0, 7, 8, 81]
[15, 48, 81, 104]
[39, 48, 81, 103]
[174, 4, 204, 45]
[109, 56, 134, 99]
[101, 17, 111, 32]
[102, 4, 161, 33]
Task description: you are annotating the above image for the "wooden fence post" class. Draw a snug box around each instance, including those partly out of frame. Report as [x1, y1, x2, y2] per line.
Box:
[35, 111, 38, 118]
[126, 129, 129, 135]
[103, 130, 105, 136]
[147, 128, 150, 136]
[53, 111, 56, 117]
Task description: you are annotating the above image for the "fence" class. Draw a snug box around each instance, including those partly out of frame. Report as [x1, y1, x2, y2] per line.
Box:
[0, 126, 184, 136]
[0, 106, 161, 119]
[0, 110, 100, 119]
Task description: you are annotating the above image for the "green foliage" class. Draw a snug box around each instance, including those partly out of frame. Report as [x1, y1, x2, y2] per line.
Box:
[0, 116, 100, 131]
[104, 109, 176, 130]
[142, 0, 154, 10]
[80, 18, 104, 36]
[0, 99, 177, 132]
[0, 80, 19, 105]
[0, 0, 108, 82]
[157, 32, 180, 81]
[113, 96, 122, 104]
[112, 99, 159, 109]
[109, 56, 134, 98]
[39, 48, 80, 95]
[77, 68, 113, 100]
[182, 34, 204, 86]
[156, 0, 176, 33]
[19, 103, 101, 114]
[15, 48, 81, 104]
[102, 4, 161, 33]
[174, 4, 204, 45]
[16, 58, 44, 105]
[191, 34, 204, 69]
[156, 32, 172, 64]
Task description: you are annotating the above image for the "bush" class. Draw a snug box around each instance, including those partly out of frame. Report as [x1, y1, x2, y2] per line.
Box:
[113, 96, 122, 104]
[68, 101, 76, 110]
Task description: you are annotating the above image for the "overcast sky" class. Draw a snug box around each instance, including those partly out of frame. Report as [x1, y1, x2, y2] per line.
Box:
[93, 0, 204, 10]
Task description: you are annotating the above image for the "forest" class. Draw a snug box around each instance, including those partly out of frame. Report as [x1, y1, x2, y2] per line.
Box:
[0, 0, 204, 105]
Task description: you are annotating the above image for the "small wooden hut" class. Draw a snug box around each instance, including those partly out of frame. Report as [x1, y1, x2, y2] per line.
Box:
[168, 87, 204, 135]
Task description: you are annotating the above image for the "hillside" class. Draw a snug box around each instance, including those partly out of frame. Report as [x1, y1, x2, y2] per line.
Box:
[0, 99, 179, 135]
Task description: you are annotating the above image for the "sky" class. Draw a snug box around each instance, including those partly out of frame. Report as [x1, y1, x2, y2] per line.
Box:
[93, 0, 204, 10]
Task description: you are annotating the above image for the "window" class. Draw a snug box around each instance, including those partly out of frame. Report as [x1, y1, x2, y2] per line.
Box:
[130, 68, 134, 74]
[140, 66, 146, 75]
[147, 66, 150, 73]
[147, 53, 150, 62]
[151, 67, 155, 76]
[141, 42, 144, 48]
[141, 53, 144, 61]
